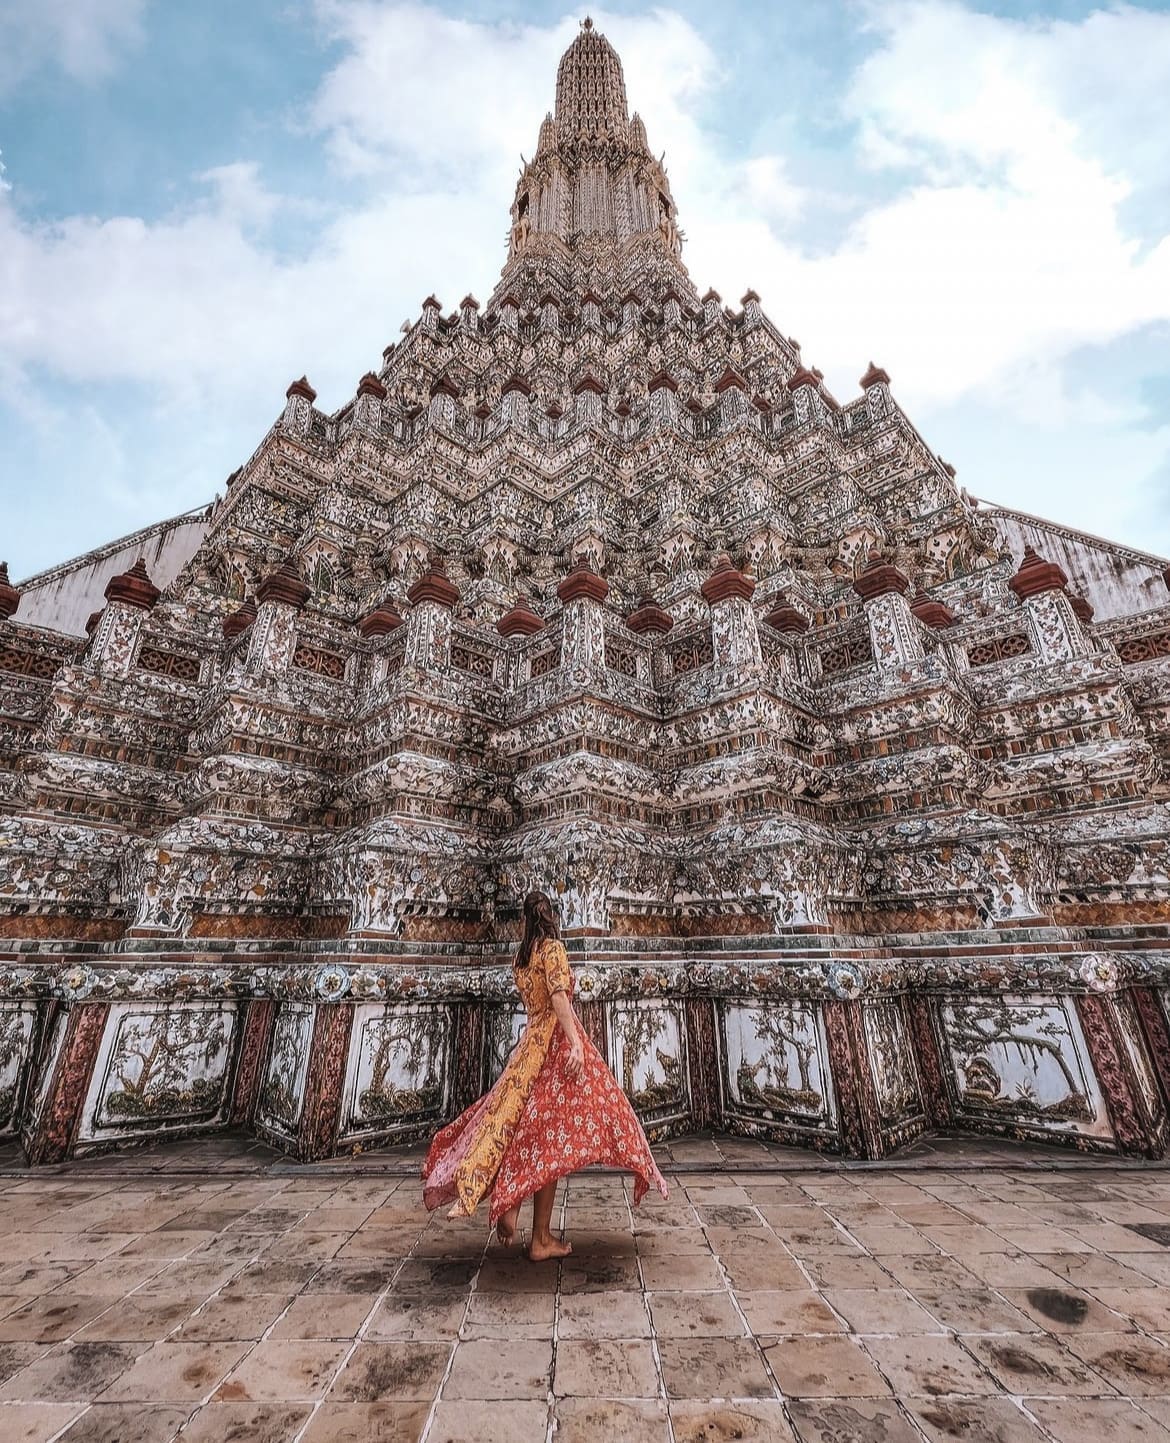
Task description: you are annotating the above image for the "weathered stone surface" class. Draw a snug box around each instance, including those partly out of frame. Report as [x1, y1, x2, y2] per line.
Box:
[1, 21, 1170, 1166]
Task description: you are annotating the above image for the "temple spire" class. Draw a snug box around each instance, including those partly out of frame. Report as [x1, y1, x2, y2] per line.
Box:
[491, 18, 692, 305]
[555, 17, 630, 144]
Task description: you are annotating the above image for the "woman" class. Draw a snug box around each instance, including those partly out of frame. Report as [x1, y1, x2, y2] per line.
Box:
[422, 890, 668, 1260]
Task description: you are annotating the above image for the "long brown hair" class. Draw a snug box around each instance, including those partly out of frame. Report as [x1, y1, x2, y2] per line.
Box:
[515, 889, 560, 968]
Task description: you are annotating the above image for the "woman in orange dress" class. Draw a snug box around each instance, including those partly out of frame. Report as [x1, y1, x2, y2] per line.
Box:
[422, 890, 668, 1260]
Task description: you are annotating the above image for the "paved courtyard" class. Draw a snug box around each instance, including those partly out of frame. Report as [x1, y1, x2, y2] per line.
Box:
[2, 1134, 1170, 1441]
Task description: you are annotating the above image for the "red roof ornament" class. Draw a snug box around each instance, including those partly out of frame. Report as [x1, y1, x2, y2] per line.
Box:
[497, 600, 545, 637]
[431, 374, 460, 399]
[85, 609, 104, 636]
[407, 556, 459, 609]
[502, 375, 533, 397]
[701, 287, 721, 304]
[257, 558, 310, 610]
[626, 597, 673, 634]
[714, 367, 747, 394]
[853, 549, 911, 602]
[701, 553, 755, 604]
[581, 289, 604, 305]
[740, 288, 761, 305]
[859, 362, 891, 390]
[357, 372, 387, 400]
[573, 373, 605, 395]
[1008, 544, 1068, 602]
[763, 598, 810, 634]
[1068, 591, 1094, 624]
[222, 596, 257, 637]
[648, 371, 678, 393]
[557, 560, 609, 605]
[786, 366, 820, 392]
[460, 294, 480, 310]
[422, 295, 442, 310]
[0, 562, 20, 621]
[104, 557, 161, 612]
[358, 602, 403, 638]
[498, 293, 521, 310]
[285, 376, 317, 403]
[909, 589, 956, 629]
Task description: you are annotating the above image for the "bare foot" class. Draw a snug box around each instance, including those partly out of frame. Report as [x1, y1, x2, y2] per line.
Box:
[496, 1206, 520, 1247]
[446, 1202, 469, 1221]
[527, 1236, 572, 1262]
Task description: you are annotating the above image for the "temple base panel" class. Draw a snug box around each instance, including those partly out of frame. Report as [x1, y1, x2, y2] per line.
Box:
[7, 938, 1167, 1168]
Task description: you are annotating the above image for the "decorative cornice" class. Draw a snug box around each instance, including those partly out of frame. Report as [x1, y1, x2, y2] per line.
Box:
[626, 597, 673, 634]
[701, 553, 755, 604]
[853, 550, 911, 602]
[256, 559, 310, 610]
[104, 557, 161, 612]
[497, 601, 545, 637]
[408, 557, 459, 609]
[1009, 544, 1068, 601]
[557, 561, 609, 604]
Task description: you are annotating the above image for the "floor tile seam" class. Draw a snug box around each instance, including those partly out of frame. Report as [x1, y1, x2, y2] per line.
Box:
[30, 1399, 93, 1443]
[947, 1327, 1121, 1399]
[702, 1204, 788, 1410]
[624, 1175, 676, 1443]
[1010, 1391, 1107, 1443]
[288, 1230, 427, 1443]
[543, 1185, 565, 1443]
[418, 1213, 494, 1443]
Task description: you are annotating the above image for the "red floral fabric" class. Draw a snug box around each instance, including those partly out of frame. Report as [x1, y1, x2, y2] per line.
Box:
[422, 938, 668, 1223]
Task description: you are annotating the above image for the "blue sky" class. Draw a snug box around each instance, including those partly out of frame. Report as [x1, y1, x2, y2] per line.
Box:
[2, 0, 1169, 576]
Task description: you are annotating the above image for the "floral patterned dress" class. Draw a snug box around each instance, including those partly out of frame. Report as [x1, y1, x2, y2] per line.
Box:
[422, 937, 669, 1223]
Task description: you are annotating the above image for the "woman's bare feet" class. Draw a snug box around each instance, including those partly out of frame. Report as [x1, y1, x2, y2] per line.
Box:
[527, 1234, 572, 1262]
[446, 1202, 468, 1220]
[495, 1205, 520, 1247]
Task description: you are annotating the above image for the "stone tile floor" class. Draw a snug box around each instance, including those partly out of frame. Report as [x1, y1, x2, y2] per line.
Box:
[2, 1133, 1170, 1439]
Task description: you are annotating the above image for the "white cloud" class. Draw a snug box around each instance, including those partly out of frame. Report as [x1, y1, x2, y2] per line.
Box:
[682, 0, 1170, 409]
[0, 0, 146, 93]
[3, 1, 1170, 569]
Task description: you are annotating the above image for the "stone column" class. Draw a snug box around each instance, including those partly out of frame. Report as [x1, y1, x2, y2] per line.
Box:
[501, 375, 531, 428]
[281, 376, 317, 438]
[297, 1002, 355, 1162]
[497, 293, 521, 336]
[429, 374, 459, 428]
[230, 999, 277, 1127]
[497, 600, 545, 690]
[859, 362, 893, 423]
[853, 549, 923, 674]
[786, 366, 832, 428]
[557, 562, 609, 685]
[405, 558, 459, 671]
[420, 294, 442, 336]
[1009, 545, 1090, 662]
[0, 562, 21, 622]
[354, 371, 387, 429]
[246, 558, 309, 677]
[701, 554, 762, 674]
[358, 601, 404, 691]
[761, 596, 808, 679]
[573, 374, 604, 428]
[648, 371, 679, 429]
[1076, 988, 1164, 1158]
[715, 368, 750, 427]
[87, 557, 161, 675]
[24, 1002, 110, 1165]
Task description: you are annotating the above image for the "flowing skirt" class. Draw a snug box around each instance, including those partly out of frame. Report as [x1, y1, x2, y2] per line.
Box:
[422, 1023, 668, 1225]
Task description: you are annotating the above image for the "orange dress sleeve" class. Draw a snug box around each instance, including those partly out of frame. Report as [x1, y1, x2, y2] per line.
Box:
[542, 938, 571, 997]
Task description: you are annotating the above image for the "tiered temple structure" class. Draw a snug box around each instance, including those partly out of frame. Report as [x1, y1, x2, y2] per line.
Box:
[4, 21, 1170, 1164]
